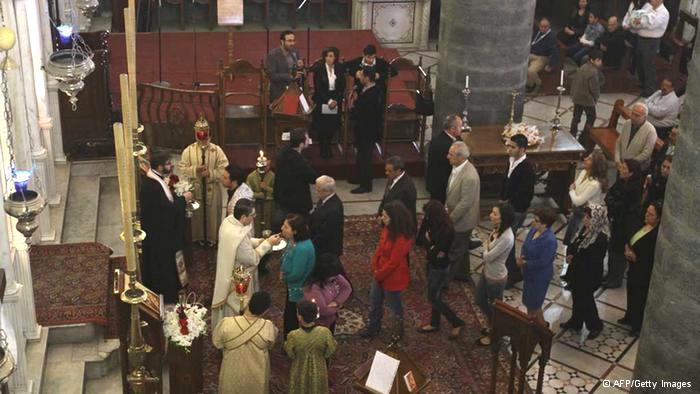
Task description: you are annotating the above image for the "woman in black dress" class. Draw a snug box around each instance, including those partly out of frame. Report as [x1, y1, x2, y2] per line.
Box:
[562, 205, 609, 339]
[557, 0, 590, 46]
[619, 201, 662, 336]
[311, 47, 346, 159]
[603, 159, 643, 289]
[643, 155, 671, 208]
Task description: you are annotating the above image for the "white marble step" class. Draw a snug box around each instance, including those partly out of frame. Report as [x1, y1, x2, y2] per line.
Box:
[95, 176, 124, 256]
[26, 327, 49, 394]
[41, 350, 85, 394]
[61, 173, 100, 244]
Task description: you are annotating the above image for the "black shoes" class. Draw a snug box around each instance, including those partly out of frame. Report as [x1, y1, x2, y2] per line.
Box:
[347, 178, 361, 185]
[588, 328, 603, 340]
[617, 317, 631, 326]
[561, 320, 581, 331]
[350, 186, 372, 194]
[359, 328, 378, 338]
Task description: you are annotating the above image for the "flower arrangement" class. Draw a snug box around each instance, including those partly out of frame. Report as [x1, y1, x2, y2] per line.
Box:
[173, 179, 194, 196]
[502, 123, 543, 146]
[163, 292, 207, 351]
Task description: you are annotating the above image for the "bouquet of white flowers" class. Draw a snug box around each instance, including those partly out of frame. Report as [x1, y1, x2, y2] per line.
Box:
[173, 179, 194, 196]
[502, 123, 543, 146]
[163, 293, 207, 351]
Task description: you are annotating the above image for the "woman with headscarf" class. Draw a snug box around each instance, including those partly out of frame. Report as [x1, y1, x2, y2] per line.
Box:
[561, 205, 609, 339]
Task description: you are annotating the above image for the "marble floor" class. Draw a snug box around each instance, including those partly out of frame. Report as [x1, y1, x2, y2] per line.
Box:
[56, 87, 645, 392]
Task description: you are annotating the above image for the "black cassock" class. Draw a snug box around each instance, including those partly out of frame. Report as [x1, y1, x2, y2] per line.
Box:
[139, 175, 186, 303]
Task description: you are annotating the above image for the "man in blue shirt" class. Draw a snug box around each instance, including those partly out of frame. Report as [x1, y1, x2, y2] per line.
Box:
[527, 17, 560, 92]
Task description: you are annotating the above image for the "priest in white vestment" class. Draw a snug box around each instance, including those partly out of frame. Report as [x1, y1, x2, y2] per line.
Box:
[212, 199, 281, 327]
[179, 114, 229, 246]
[213, 291, 278, 394]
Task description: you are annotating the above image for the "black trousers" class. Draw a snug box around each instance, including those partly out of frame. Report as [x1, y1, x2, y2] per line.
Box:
[355, 138, 374, 189]
[569, 287, 603, 331]
[625, 279, 650, 331]
[506, 211, 527, 284]
[283, 293, 299, 339]
[636, 37, 661, 95]
[571, 104, 597, 154]
[427, 265, 464, 328]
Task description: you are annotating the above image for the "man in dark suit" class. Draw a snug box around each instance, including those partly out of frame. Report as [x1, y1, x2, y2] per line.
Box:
[345, 44, 397, 94]
[378, 156, 417, 227]
[310, 175, 344, 257]
[265, 30, 303, 102]
[350, 67, 384, 194]
[272, 128, 317, 230]
[426, 114, 463, 203]
[140, 150, 193, 303]
[501, 134, 536, 287]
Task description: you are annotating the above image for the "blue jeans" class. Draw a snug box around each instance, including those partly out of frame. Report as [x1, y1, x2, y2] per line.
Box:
[367, 279, 403, 333]
[427, 265, 464, 328]
[476, 273, 506, 322]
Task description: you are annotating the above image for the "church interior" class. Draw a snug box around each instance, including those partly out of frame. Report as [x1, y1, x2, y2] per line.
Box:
[0, 0, 698, 393]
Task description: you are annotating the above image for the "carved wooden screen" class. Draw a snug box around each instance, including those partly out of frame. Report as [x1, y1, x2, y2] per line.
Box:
[217, 59, 268, 147]
[383, 57, 429, 155]
[137, 83, 219, 151]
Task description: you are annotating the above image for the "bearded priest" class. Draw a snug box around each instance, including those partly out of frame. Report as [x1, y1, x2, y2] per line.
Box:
[212, 199, 282, 327]
[179, 114, 229, 247]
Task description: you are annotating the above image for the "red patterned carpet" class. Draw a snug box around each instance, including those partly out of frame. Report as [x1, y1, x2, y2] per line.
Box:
[182, 215, 517, 393]
[30, 243, 112, 327]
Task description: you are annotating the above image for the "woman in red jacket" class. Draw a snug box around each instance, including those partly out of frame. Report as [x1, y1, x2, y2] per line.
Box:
[359, 201, 414, 339]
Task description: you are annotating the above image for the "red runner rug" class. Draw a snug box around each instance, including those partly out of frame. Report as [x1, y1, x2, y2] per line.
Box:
[30, 242, 112, 327]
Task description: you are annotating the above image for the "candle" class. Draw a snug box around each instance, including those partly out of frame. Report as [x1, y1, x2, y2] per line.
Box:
[113, 123, 136, 272]
[465, 75, 469, 89]
[119, 74, 137, 215]
[559, 70, 564, 86]
[259, 150, 264, 158]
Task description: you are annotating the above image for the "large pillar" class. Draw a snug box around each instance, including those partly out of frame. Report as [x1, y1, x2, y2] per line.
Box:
[631, 30, 700, 389]
[433, 0, 535, 129]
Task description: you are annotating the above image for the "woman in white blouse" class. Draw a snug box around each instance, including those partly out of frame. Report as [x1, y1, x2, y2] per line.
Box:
[564, 151, 608, 245]
[476, 202, 515, 346]
[311, 47, 346, 159]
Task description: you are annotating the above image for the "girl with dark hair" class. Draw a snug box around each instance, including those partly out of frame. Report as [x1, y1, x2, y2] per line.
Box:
[643, 155, 671, 208]
[604, 159, 644, 289]
[360, 201, 414, 339]
[416, 200, 465, 338]
[564, 151, 608, 245]
[558, 0, 590, 46]
[281, 214, 316, 337]
[620, 201, 662, 336]
[476, 203, 515, 346]
[312, 46, 345, 159]
[284, 300, 337, 394]
[562, 205, 609, 339]
[518, 207, 558, 324]
[303, 253, 353, 332]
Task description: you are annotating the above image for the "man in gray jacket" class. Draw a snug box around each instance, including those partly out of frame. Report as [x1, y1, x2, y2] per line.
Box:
[445, 141, 480, 282]
[265, 30, 303, 101]
[615, 103, 658, 172]
[570, 49, 603, 153]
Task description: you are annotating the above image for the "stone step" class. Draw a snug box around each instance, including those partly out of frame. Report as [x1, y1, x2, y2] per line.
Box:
[26, 327, 49, 394]
[61, 173, 100, 244]
[41, 346, 85, 394]
[95, 176, 124, 256]
[47, 323, 103, 345]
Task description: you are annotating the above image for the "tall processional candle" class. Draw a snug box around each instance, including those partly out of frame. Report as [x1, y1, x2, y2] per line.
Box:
[114, 123, 137, 272]
[119, 74, 137, 215]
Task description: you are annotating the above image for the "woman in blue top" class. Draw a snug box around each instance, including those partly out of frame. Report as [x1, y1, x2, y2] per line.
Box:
[517, 208, 558, 325]
[280, 214, 316, 338]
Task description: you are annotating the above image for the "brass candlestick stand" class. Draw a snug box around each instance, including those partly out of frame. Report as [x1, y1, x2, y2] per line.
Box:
[121, 276, 158, 393]
[550, 85, 566, 136]
[461, 87, 472, 133]
[507, 88, 520, 129]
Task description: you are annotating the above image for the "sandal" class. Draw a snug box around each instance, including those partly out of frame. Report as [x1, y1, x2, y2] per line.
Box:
[477, 335, 491, 346]
[480, 327, 490, 336]
[448, 325, 463, 339]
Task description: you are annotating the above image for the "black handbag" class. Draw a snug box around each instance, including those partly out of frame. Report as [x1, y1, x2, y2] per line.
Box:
[414, 90, 434, 116]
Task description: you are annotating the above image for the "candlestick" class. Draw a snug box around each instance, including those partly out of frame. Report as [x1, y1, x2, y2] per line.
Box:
[507, 88, 520, 128]
[560, 70, 564, 86]
[550, 85, 566, 135]
[461, 86, 472, 133]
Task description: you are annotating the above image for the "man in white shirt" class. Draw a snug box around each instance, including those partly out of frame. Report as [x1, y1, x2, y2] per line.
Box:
[623, 0, 670, 97]
[644, 78, 680, 140]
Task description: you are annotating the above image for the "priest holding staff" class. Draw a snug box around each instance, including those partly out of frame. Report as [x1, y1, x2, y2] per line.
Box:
[212, 199, 282, 327]
[179, 114, 229, 247]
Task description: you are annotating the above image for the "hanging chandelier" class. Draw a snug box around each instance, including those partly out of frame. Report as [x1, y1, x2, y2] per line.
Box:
[76, 0, 100, 18]
[43, 4, 95, 111]
[0, 18, 46, 242]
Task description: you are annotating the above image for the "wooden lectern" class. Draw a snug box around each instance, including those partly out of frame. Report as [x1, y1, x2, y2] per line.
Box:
[113, 269, 165, 394]
[270, 83, 314, 148]
[353, 344, 430, 393]
[489, 300, 554, 394]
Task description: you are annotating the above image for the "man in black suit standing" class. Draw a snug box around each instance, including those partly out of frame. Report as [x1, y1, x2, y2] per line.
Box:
[272, 128, 317, 230]
[501, 134, 536, 287]
[426, 114, 463, 203]
[345, 44, 397, 94]
[378, 156, 417, 228]
[310, 175, 344, 257]
[266, 30, 304, 102]
[350, 67, 384, 194]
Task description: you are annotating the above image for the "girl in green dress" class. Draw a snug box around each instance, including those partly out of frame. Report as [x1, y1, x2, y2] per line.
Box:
[284, 300, 338, 394]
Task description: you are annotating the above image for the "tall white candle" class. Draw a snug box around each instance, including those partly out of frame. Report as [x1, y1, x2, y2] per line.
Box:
[465, 75, 469, 89]
[560, 70, 564, 86]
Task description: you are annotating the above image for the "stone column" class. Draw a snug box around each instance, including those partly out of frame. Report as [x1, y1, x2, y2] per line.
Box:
[12, 0, 55, 242]
[631, 31, 700, 389]
[433, 0, 535, 129]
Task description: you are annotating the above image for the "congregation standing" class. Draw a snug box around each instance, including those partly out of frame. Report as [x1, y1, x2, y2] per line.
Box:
[134, 11, 683, 388]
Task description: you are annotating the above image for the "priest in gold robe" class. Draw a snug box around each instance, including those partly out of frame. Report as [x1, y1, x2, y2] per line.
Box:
[179, 115, 229, 246]
[213, 291, 278, 394]
[212, 199, 281, 327]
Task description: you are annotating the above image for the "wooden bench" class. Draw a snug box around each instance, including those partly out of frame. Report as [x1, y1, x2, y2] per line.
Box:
[589, 99, 665, 160]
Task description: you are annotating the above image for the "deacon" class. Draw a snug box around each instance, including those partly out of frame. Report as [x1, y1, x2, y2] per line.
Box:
[140, 150, 193, 303]
[179, 115, 229, 247]
[212, 199, 282, 327]
[247, 153, 275, 237]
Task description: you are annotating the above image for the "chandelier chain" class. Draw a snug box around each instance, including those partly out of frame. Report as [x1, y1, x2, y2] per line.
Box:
[1, 64, 16, 181]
